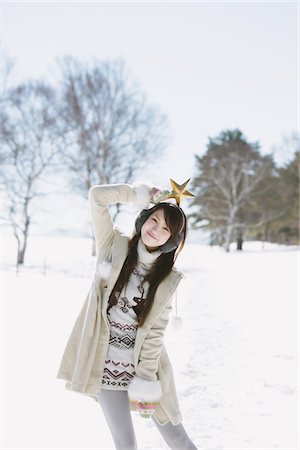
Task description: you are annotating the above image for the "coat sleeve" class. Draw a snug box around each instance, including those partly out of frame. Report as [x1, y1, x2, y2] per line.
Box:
[88, 182, 152, 264]
[127, 298, 174, 402]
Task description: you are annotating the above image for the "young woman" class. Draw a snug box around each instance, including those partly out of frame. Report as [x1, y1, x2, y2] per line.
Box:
[57, 182, 198, 450]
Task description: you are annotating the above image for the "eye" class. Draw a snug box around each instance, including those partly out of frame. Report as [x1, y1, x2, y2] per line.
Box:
[151, 217, 169, 232]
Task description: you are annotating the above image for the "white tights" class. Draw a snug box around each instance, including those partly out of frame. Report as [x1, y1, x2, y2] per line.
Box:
[97, 388, 198, 450]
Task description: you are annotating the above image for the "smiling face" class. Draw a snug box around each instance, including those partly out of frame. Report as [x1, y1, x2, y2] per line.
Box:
[140, 208, 172, 252]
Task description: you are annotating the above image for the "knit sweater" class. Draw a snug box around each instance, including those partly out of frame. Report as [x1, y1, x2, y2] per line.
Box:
[100, 238, 162, 390]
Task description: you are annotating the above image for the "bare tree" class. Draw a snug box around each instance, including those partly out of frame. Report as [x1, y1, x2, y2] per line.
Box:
[0, 53, 17, 166]
[53, 55, 168, 253]
[0, 51, 17, 98]
[189, 129, 276, 252]
[0, 80, 61, 265]
[270, 130, 299, 167]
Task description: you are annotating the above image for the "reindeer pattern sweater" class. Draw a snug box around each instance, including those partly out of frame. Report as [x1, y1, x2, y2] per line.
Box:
[100, 238, 162, 390]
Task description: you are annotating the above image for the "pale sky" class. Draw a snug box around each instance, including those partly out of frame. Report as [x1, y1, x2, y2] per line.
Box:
[1, 1, 298, 235]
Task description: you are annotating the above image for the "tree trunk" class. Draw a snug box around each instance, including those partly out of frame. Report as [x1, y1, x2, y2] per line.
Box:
[17, 238, 27, 264]
[224, 223, 234, 252]
[236, 229, 243, 250]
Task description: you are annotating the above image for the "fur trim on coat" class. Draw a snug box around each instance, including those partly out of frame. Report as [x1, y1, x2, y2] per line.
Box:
[132, 181, 152, 210]
[127, 376, 163, 402]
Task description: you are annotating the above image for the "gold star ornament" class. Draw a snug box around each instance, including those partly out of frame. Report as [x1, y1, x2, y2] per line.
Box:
[167, 178, 196, 206]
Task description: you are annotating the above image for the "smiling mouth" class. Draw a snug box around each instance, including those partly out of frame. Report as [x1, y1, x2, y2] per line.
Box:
[148, 232, 157, 240]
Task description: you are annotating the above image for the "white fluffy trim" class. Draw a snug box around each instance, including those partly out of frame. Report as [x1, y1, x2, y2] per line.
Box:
[132, 182, 152, 211]
[127, 376, 162, 402]
[93, 260, 112, 284]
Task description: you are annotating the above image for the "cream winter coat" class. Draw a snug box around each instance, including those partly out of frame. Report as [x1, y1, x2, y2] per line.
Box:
[56, 182, 185, 426]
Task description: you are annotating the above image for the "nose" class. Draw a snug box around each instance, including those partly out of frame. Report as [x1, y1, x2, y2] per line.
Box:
[150, 224, 159, 235]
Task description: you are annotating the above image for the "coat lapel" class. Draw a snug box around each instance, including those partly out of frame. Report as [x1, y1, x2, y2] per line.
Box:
[101, 227, 184, 329]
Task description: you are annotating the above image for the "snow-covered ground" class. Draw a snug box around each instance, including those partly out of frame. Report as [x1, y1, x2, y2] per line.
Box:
[1, 232, 299, 450]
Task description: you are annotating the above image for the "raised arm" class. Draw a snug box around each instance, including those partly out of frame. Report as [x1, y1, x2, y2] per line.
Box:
[88, 182, 152, 264]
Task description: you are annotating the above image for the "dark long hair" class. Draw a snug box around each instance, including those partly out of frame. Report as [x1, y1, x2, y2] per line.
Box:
[107, 203, 187, 328]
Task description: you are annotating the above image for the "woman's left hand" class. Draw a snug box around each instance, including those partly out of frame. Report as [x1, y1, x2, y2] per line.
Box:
[129, 399, 159, 418]
[149, 187, 171, 205]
